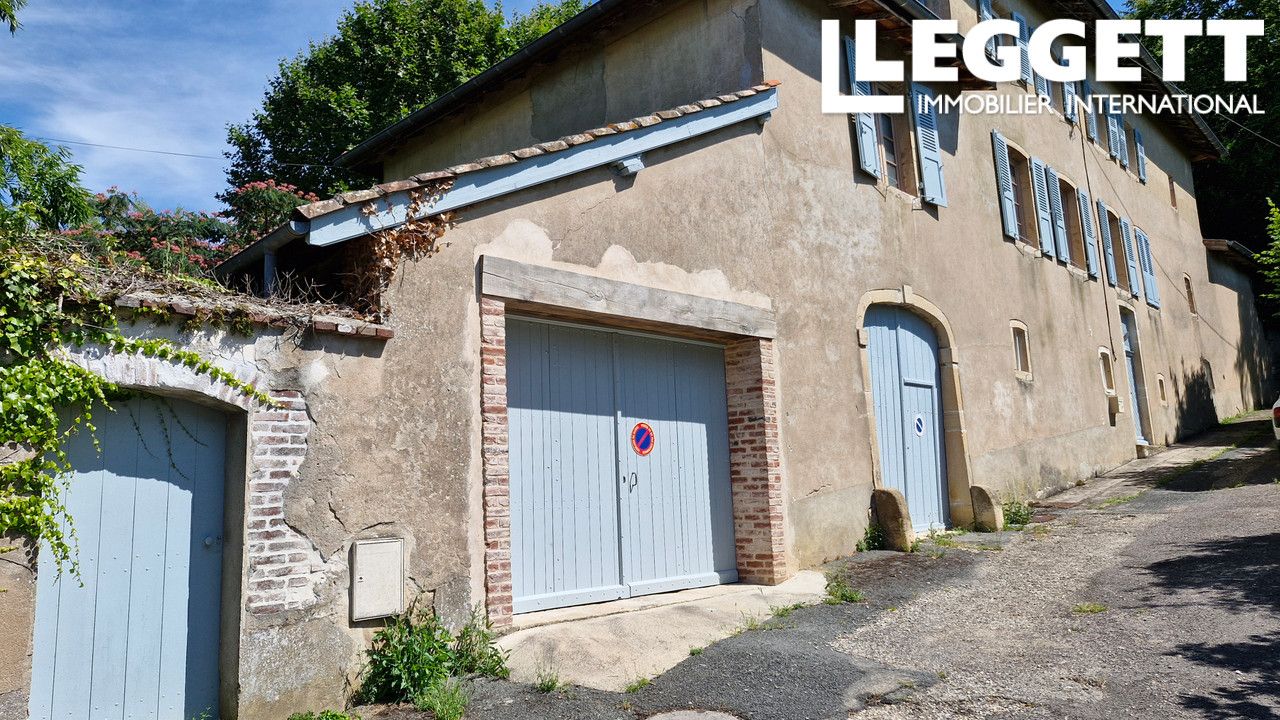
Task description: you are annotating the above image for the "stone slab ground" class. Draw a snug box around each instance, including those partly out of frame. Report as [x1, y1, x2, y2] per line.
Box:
[356, 413, 1279, 720]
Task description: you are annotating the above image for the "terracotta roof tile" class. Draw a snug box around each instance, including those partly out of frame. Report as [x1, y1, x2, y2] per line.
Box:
[512, 146, 546, 159]
[477, 153, 518, 168]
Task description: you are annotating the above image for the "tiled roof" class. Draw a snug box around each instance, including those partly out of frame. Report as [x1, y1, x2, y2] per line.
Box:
[289, 81, 782, 225]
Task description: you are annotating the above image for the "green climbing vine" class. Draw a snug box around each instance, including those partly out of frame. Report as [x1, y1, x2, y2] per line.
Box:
[0, 234, 272, 570]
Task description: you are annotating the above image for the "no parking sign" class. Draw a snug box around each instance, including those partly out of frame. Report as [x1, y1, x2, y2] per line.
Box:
[631, 422, 655, 456]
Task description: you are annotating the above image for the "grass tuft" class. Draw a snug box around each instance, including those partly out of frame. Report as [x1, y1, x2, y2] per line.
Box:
[688, 646, 703, 656]
[1072, 602, 1108, 614]
[412, 678, 469, 720]
[624, 677, 651, 694]
[824, 575, 866, 604]
[533, 666, 561, 694]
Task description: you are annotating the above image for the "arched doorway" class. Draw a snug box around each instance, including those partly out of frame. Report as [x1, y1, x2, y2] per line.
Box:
[864, 305, 950, 531]
[29, 395, 229, 720]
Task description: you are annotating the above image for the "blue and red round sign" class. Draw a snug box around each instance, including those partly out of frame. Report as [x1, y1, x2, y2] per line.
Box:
[630, 422, 655, 456]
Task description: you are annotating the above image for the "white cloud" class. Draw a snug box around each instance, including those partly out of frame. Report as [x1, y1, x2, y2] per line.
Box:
[0, 0, 352, 211]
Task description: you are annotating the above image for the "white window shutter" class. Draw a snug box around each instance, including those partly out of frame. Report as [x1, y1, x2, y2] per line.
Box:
[992, 131, 1019, 239]
[1078, 189, 1100, 277]
[844, 36, 881, 179]
[1106, 113, 1120, 159]
[912, 83, 947, 207]
[1117, 114, 1130, 169]
[1030, 157, 1055, 257]
[1134, 128, 1147, 183]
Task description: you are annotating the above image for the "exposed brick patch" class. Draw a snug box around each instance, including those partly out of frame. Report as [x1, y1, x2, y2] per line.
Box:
[724, 338, 788, 585]
[479, 298, 513, 626]
[244, 390, 320, 615]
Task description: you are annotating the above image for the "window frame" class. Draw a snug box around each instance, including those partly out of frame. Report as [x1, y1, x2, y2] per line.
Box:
[1007, 145, 1038, 248]
[1011, 320, 1033, 381]
[1184, 274, 1198, 316]
[1057, 175, 1088, 272]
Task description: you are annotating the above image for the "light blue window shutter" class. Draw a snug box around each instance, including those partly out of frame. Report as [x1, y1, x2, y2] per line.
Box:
[1045, 167, 1070, 262]
[1119, 216, 1141, 298]
[912, 83, 947, 207]
[1134, 128, 1147, 183]
[1106, 113, 1120, 159]
[1117, 114, 1130, 169]
[844, 36, 881, 179]
[1014, 14, 1032, 85]
[1030, 157, 1055, 257]
[1033, 40, 1051, 105]
[1097, 199, 1117, 285]
[1135, 228, 1160, 307]
[992, 131, 1019, 239]
[1062, 81, 1078, 123]
[980, 0, 996, 56]
[1083, 80, 1098, 141]
[1077, 189, 1100, 277]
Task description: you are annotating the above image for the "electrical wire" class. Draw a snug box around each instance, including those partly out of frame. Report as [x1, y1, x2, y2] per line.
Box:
[27, 135, 342, 169]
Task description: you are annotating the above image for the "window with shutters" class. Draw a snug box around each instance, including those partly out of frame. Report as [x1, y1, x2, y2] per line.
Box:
[1011, 321, 1033, 380]
[1058, 177, 1088, 271]
[1105, 210, 1134, 293]
[1009, 147, 1039, 247]
[1124, 122, 1140, 172]
[876, 86, 917, 195]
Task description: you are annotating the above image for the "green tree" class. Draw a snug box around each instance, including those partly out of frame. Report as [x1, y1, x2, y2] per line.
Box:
[224, 0, 586, 200]
[0, 126, 94, 233]
[1253, 200, 1280, 308]
[1, 0, 25, 34]
[1129, 0, 1279, 249]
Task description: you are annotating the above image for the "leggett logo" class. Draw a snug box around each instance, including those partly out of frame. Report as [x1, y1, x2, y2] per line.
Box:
[821, 18, 1265, 115]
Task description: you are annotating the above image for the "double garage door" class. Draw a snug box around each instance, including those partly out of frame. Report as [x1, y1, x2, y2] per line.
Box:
[507, 318, 738, 613]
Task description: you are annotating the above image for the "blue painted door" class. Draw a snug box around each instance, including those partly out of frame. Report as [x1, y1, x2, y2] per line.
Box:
[30, 396, 227, 720]
[506, 319, 735, 613]
[615, 335, 737, 598]
[865, 306, 949, 531]
[1120, 313, 1150, 444]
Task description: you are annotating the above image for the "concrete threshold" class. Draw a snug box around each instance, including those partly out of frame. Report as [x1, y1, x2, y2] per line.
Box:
[497, 571, 827, 692]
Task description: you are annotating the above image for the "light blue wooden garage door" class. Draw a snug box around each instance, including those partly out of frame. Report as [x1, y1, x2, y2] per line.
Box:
[865, 306, 949, 532]
[29, 396, 227, 720]
[507, 319, 737, 613]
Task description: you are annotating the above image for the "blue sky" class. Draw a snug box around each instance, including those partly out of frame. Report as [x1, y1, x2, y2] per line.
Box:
[3, 0, 1128, 214]
[0, 0, 550, 214]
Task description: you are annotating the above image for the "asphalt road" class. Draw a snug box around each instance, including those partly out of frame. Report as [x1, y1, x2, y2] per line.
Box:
[360, 415, 1280, 720]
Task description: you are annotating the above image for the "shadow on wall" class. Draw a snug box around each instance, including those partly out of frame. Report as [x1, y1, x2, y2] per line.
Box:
[1144, 531, 1280, 718]
[1170, 361, 1217, 441]
[1206, 256, 1276, 414]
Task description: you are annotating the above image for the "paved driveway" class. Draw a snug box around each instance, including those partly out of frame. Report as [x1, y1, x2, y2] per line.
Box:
[362, 415, 1280, 720]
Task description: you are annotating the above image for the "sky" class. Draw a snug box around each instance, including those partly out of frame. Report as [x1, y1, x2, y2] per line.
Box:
[2, 0, 1129, 215]
[0, 0, 549, 215]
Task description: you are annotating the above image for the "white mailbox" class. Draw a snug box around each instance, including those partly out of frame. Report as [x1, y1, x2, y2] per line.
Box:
[351, 537, 405, 621]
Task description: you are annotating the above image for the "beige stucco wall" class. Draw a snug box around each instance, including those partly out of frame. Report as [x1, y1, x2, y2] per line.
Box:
[4, 0, 1270, 717]
[375, 0, 1270, 573]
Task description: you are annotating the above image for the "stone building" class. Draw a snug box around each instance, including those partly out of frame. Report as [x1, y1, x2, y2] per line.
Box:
[3, 0, 1271, 717]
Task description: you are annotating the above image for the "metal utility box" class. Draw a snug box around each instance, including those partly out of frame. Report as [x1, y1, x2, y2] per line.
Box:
[350, 537, 405, 621]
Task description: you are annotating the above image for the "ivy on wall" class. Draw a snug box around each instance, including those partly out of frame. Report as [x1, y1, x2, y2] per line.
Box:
[0, 234, 271, 570]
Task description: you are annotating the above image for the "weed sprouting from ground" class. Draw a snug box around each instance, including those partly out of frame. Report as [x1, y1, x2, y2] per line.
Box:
[533, 666, 561, 693]
[857, 523, 888, 552]
[824, 575, 866, 604]
[770, 602, 806, 618]
[624, 677, 651, 693]
[689, 646, 704, 656]
[1072, 602, 1108, 614]
[287, 712, 359, 720]
[1096, 493, 1142, 509]
[413, 677, 469, 720]
[1002, 499, 1033, 528]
